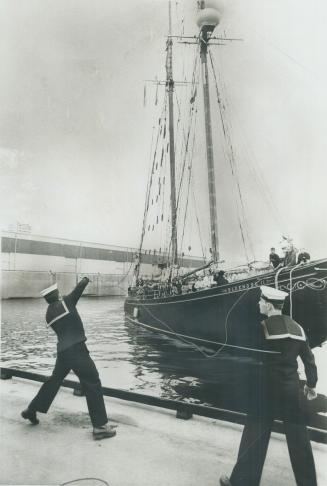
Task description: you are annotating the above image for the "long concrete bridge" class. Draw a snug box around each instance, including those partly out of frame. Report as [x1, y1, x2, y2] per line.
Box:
[1, 231, 203, 298]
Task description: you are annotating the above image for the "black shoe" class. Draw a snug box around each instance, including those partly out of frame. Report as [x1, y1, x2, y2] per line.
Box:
[219, 475, 232, 486]
[21, 408, 39, 425]
[93, 425, 117, 440]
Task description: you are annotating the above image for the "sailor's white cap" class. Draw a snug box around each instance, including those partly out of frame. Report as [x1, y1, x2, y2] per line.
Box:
[260, 285, 288, 303]
[40, 283, 58, 298]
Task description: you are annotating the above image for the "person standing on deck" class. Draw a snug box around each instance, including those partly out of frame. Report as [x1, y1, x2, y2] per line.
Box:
[213, 270, 229, 286]
[21, 277, 117, 440]
[283, 242, 297, 267]
[269, 247, 281, 269]
[297, 249, 311, 264]
[220, 286, 318, 486]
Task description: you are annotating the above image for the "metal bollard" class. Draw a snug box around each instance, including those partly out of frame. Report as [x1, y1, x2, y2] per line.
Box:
[176, 407, 193, 420]
[73, 387, 85, 397]
[0, 369, 13, 380]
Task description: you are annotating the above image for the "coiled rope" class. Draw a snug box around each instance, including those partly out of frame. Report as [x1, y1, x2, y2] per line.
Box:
[275, 263, 303, 318]
[61, 479, 109, 486]
[289, 263, 305, 318]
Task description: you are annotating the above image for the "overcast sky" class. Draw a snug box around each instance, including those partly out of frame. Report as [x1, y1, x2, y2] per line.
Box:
[1, 0, 327, 263]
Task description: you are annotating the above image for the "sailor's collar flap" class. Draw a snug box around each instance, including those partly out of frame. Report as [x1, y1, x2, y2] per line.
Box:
[46, 300, 69, 327]
[262, 315, 306, 341]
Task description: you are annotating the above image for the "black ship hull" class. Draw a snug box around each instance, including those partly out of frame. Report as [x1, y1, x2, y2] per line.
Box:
[124, 259, 327, 355]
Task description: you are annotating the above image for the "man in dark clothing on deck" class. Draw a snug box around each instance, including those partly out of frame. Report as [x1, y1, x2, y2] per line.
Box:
[269, 247, 281, 268]
[21, 277, 117, 440]
[220, 286, 318, 486]
[213, 270, 229, 286]
[298, 250, 311, 264]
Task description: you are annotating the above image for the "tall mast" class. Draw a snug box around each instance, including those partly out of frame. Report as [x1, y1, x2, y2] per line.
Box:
[167, 0, 178, 267]
[197, 3, 222, 263]
[199, 26, 219, 262]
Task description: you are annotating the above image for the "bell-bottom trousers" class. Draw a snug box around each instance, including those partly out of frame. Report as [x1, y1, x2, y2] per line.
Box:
[28, 342, 108, 428]
[229, 414, 317, 486]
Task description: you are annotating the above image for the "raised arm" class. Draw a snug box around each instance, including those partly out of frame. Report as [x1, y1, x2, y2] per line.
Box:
[65, 277, 90, 307]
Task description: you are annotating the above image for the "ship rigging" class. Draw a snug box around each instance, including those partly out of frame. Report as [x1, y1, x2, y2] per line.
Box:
[125, 0, 327, 355]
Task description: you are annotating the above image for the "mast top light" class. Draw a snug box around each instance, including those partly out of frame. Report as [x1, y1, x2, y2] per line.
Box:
[199, 0, 225, 10]
[196, 0, 224, 29]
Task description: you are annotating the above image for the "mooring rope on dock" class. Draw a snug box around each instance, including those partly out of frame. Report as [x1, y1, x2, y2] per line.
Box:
[61, 479, 109, 486]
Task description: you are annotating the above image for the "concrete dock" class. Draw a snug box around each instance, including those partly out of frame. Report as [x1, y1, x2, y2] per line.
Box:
[1, 378, 326, 486]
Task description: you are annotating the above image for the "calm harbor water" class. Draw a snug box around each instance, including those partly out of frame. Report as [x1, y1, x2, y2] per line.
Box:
[1, 296, 326, 410]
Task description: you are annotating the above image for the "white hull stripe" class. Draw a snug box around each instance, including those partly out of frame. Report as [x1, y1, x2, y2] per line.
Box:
[127, 271, 321, 307]
[126, 316, 280, 355]
[47, 300, 70, 327]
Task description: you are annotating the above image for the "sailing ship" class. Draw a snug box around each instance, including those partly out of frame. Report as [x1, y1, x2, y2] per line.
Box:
[124, 0, 327, 355]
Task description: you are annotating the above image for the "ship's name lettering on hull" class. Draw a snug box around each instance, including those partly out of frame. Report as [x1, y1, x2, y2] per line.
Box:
[226, 282, 257, 293]
[224, 278, 327, 295]
[225, 277, 274, 293]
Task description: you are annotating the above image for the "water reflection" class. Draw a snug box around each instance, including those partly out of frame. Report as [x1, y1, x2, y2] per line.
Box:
[1, 298, 57, 370]
[125, 319, 258, 412]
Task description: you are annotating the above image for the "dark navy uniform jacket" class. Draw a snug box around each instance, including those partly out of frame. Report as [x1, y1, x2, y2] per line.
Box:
[262, 315, 317, 388]
[249, 314, 317, 421]
[45, 277, 89, 353]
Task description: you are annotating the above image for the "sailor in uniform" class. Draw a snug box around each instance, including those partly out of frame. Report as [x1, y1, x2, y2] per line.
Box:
[21, 277, 117, 440]
[220, 286, 318, 486]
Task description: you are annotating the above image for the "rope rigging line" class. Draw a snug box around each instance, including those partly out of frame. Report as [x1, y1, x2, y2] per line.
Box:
[218, 36, 309, 237]
[174, 47, 199, 210]
[153, 43, 201, 270]
[187, 61, 206, 262]
[180, 160, 193, 253]
[174, 0, 188, 91]
[174, 53, 202, 257]
[150, 99, 167, 254]
[156, 33, 191, 268]
[140, 94, 168, 261]
[180, 95, 200, 253]
[173, 49, 194, 185]
[215, 68, 256, 263]
[209, 49, 255, 264]
[158, 127, 172, 267]
[137, 285, 255, 359]
[212, 44, 287, 235]
[174, 91, 195, 210]
[175, 93, 188, 199]
[115, 258, 135, 288]
[137, 127, 156, 267]
[221, 86, 289, 236]
[159, 118, 171, 262]
[209, 80, 251, 263]
[210, 52, 255, 260]
[173, 66, 203, 260]
[191, 181, 206, 262]
[250, 25, 319, 81]
[204, 90, 248, 264]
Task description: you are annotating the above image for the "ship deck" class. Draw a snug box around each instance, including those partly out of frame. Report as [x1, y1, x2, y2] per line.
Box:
[1, 378, 326, 486]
